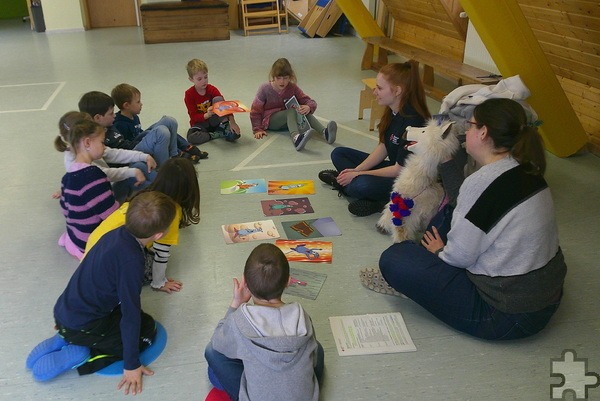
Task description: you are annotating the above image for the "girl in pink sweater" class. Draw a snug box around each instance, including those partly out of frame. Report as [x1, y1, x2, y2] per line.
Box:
[250, 58, 337, 151]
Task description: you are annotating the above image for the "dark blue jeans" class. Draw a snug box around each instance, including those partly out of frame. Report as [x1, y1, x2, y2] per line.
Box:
[204, 341, 325, 401]
[378, 242, 561, 340]
[330, 147, 395, 201]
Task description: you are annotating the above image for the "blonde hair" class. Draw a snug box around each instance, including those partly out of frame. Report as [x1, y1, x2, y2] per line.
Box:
[69, 120, 104, 155]
[111, 83, 140, 110]
[186, 59, 208, 77]
[55, 111, 91, 152]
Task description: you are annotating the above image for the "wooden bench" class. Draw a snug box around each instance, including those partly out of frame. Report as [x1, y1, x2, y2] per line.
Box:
[362, 36, 500, 101]
[140, 0, 230, 44]
[358, 78, 386, 131]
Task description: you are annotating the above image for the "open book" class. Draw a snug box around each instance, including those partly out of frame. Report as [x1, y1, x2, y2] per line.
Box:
[284, 95, 311, 134]
[213, 100, 249, 117]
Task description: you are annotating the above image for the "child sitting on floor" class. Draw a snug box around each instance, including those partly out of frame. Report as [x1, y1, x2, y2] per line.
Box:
[184, 58, 241, 145]
[55, 111, 157, 203]
[85, 158, 200, 293]
[27, 191, 176, 395]
[205, 243, 324, 401]
[250, 57, 337, 151]
[58, 119, 119, 259]
[111, 83, 208, 163]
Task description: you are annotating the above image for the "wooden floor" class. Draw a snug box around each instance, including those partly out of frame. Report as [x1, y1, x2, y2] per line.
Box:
[1, 19, 599, 401]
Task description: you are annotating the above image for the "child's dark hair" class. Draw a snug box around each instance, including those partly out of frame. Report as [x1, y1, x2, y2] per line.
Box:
[473, 98, 546, 175]
[377, 61, 431, 143]
[55, 111, 91, 152]
[244, 243, 290, 301]
[269, 58, 297, 84]
[111, 83, 140, 110]
[125, 191, 176, 239]
[78, 91, 114, 118]
[143, 158, 200, 227]
[68, 119, 104, 154]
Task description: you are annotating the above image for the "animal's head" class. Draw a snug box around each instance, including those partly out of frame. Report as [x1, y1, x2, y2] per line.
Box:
[405, 120, 455, 157]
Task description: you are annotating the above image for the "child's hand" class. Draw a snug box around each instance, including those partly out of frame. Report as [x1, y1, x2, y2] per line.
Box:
[133, 169, 146, 187]
[145, 156, 157, 172]
[254, 130, 267, 139]
[158, 278, 183, 294]
[205, 106, 214, 119]
[118, 365, 154, 395]
[297, 105, 311, 115]
[231, 277, 251, 308]
[51, 190, 61, 199]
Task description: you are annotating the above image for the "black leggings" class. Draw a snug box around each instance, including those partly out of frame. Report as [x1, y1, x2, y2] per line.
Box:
[56, 306, 156, 375]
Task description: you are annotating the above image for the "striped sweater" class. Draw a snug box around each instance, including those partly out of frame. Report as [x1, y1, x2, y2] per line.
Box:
[60, 163, 118, 253]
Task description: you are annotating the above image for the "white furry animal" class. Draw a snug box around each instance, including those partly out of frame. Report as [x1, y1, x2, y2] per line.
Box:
[377, 119, 459, 243]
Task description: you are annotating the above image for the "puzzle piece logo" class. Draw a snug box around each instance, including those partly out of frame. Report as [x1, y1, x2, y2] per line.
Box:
[551, 350, 599, 400]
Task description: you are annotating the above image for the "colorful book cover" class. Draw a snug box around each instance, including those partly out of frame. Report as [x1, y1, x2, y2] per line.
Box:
[220, 179, 267, 194]
[261, 197, 314, 216]
[213, 100, 249, 117]
[268, 180, 315, 195]
[284, 268, 327, 300]
[281, 217, 341, 240]
[221, 220, 279, 244]
[276, 239, 332, 263]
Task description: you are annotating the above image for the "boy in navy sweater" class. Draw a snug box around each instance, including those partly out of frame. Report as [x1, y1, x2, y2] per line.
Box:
[26, 191, 176, 395]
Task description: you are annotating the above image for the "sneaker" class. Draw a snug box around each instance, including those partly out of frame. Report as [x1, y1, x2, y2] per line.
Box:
[318, 169, 339, 186]
[26, 334, 68, 370]
[359, 267, 406, 297]
[32, 344, 90, 381]
[323, 121, 337, 144]
[348, 199, 386, 217]
[292, 129, 314, 151]
[209, 129, 226, 140]
[184, 145, 208, 159]
[176, 151, 200, 164]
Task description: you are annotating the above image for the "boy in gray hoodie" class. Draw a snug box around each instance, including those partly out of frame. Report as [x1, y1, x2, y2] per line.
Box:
[205, 243, 324, 401]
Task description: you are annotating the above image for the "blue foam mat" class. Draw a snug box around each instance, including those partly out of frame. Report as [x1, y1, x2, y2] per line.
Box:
[95, 322, 167, 376]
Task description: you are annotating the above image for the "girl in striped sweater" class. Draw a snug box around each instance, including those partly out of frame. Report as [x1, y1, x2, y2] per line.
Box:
[59, 119, 118, 260]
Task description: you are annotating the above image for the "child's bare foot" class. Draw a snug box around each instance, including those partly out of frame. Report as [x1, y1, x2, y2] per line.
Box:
[157, 278, 183, 294]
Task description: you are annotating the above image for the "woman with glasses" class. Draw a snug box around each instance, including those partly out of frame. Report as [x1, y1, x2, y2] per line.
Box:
[378, 98, 567, 340]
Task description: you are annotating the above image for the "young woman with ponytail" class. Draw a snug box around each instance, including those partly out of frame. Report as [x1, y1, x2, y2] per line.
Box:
[378, 98, 567, 340]
[318, 61, 431, 216]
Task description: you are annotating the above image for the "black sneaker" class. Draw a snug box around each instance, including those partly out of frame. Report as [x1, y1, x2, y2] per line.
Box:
[222, 122, 241, 142]
[323, 121, 337, 144]
[293, 129, 313, 151]
[318, 169, 339, 186]
[348, 200, 386, 217]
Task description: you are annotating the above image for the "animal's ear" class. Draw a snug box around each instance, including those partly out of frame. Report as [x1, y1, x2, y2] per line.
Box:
[441, 121, 454, 139]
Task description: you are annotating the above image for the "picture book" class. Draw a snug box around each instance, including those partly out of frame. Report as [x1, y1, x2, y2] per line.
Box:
[284, 268, 327, 300]
[261, 197, 314, 216]
[276, 239, 332, 263]
[213, 100, 249, 117]
[284, 95, 311, 134]
[220, 179, 267, 195]
[329, 313, 416, 356]
[268, 180, 315, 195]
[221, 220, 279, 244]
[281, 217, 341, 240]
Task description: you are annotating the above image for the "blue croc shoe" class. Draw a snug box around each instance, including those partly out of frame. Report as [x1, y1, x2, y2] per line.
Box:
[26, 334, 68, 370]
[32, 344, 90, 382]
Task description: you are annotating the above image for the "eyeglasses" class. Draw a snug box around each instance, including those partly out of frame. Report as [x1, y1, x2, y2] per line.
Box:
[461, 120, 481, 132]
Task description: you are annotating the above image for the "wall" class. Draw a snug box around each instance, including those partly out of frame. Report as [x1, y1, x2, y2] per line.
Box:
[44, 0, 84, 31]
[0, 0, 28, 19]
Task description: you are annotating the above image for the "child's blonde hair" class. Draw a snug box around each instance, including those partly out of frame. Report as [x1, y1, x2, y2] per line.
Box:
[269, 58, 297, 84]
[55, 111, 91, 152]
[187, 59, 208, 77]
[111, 83, 140, 110]
[69, 120, 104, 155]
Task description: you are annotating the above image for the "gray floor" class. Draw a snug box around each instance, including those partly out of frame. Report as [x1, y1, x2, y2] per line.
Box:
[1, 19, 599, 401]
